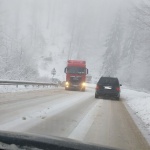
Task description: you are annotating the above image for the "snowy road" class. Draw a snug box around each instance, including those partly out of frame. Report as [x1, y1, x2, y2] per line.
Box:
[0, 87, 150, 150]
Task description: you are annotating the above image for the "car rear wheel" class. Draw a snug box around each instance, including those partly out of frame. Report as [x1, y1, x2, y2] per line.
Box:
[95, 93, 99, 98]
[116, 97, 120, 100]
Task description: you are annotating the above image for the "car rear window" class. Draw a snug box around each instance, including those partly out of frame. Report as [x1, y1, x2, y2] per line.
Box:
[98, 77, 119, 86]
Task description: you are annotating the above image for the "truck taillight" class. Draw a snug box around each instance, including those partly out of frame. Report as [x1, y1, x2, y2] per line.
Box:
[96, 85, 100, 90]
[116, 87, 120, 92]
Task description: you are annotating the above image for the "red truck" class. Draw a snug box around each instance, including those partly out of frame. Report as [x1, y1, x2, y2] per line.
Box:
[64, 60, 88, 91]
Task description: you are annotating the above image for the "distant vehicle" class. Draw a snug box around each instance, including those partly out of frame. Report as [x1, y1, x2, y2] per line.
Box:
[51, 78, 61, 86]
[95, 77, 122, 100]
[64, 60, 88, 91]
[86, 75, 92, 83]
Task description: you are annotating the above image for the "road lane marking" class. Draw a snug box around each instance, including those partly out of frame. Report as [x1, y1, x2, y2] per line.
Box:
[68, 100, 103, 140]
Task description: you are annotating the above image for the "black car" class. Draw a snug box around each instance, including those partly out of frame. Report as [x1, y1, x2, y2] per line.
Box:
[95, 77, 121, 100]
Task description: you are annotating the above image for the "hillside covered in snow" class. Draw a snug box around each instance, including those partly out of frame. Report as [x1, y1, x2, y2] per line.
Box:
[0, 0, 150, 90]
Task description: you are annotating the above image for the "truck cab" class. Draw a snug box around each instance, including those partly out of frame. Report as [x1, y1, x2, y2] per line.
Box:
[64, 60, 88, 91]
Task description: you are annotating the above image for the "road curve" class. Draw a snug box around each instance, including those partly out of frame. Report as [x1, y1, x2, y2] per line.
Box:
[0, 87, 149, 150]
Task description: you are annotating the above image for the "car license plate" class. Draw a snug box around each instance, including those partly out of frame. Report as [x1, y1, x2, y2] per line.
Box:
[104, 86, 112, 89]
[73, 85, 78, 87]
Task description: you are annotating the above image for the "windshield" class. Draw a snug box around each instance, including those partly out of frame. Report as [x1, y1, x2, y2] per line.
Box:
[67, 67, 86, 74]
[99, 78, 119, 86]
[0, 0, 150, 150]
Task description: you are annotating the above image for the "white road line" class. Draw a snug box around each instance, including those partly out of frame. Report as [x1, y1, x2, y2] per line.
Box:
[68, 100, 103, 140]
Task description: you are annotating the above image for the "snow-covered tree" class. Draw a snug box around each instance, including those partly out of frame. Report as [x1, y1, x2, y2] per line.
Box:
[102, 13, 123, 77]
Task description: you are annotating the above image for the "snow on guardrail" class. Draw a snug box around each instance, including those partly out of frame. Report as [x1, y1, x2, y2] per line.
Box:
[0, 80, 59, 93]
[0, 80, 58, 86]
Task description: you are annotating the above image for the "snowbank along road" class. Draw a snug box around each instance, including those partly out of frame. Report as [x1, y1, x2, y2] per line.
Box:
[0, 86, 150, 150]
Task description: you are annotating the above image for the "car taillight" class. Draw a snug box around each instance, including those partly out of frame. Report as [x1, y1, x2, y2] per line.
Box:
[96, 85, 100, 90]
[116, 87, 120, 92]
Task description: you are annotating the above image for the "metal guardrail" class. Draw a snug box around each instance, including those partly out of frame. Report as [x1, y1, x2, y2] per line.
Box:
[0, 80, 58, 87]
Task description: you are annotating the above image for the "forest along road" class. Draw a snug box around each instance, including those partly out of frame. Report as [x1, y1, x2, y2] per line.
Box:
[0, 87, 149, 150]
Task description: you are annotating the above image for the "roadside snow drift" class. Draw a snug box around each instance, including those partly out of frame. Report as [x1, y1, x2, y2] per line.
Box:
[122, 87, 150, 132]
